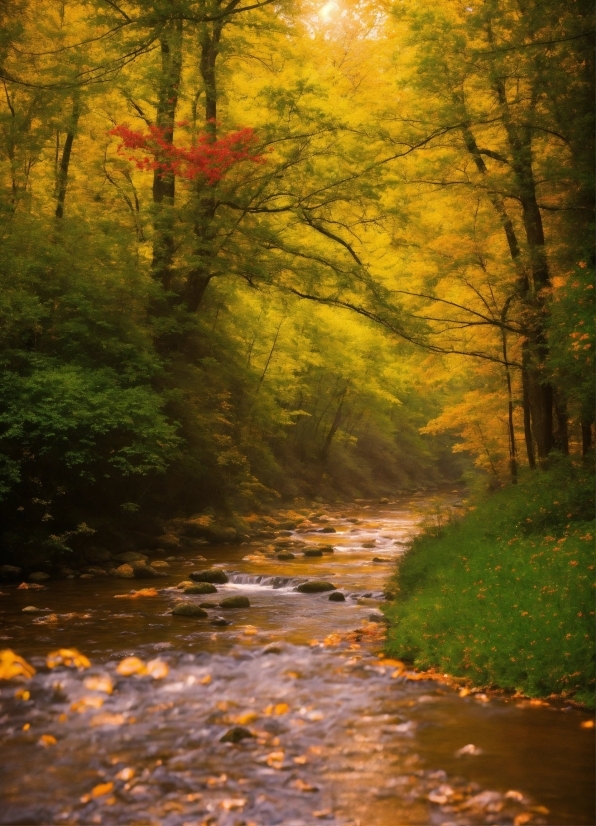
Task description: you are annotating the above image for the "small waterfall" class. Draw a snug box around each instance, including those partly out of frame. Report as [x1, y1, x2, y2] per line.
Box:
[227, 573, 303, 589]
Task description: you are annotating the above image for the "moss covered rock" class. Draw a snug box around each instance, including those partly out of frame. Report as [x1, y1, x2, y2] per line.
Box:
[171, 602, 208, 617]
[296, 580, 336, 593]
[219, 596, 250, 609]
[189, 568, 228, 584]
[184, 582, 218, 594]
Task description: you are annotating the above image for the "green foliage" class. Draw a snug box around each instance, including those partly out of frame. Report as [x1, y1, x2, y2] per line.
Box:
[384, 460, 596, 706]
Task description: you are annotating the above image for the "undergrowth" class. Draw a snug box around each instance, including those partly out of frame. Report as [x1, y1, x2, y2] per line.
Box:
[384, 458, 595, 707]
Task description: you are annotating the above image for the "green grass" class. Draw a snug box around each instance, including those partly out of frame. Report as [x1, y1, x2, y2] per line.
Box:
[384, 459, 595, 707]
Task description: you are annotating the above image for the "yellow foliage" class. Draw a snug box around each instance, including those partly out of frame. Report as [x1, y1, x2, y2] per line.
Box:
[0, 650, 35, 681]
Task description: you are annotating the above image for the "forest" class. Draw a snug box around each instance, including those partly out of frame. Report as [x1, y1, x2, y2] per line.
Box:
[0, 0, 593, 563]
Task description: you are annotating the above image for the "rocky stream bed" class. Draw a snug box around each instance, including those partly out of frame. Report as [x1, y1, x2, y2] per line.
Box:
[0, 495, 594, 826]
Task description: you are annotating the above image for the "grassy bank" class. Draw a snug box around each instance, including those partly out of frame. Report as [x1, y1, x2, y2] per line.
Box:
[384, 460, 595, 707]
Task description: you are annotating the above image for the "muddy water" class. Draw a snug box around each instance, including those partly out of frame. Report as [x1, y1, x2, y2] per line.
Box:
[0, 496, 593, 826]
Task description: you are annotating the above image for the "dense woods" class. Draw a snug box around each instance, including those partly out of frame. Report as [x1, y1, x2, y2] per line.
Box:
[0, 0, 593, 564]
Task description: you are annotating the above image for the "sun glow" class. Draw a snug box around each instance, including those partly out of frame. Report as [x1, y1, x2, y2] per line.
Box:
[318, 0, 339, 22]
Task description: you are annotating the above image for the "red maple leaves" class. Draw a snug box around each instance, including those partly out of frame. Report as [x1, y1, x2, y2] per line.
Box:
[109, 123, 264, 184]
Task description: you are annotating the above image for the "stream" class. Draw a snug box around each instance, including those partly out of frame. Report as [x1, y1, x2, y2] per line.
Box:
[0, 495, 593, 826]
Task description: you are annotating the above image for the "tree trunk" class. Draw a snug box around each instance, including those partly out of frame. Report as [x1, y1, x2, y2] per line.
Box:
[55, 94, 80, 219]
[152, 20, 183, 292]
[320, 387, 347, 462]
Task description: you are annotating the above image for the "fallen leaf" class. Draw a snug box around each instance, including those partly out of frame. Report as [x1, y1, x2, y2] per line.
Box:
[115, 767, 135, 781]
[14, 688, 30, 701]
[46, 649, 90, 670]
[90, 712, 127, 727]
[200, 674, 212, 685]
[235, 711, 259, 726]
[116, 656, 147, 676]
[459, 688, 471, 698]
[71, 696, 104, 713]
[145, 659, 169, 680]
[265, 750, 285, 769]
[273, 702, 289, 715]
[505, 790, 525, 802]
[293, 755, 308, 765]
[206, 773, 227, 787]
[530, 805, 550, 815]
[0, 649, 36, 680]
[17, 582, 45, 590]
[32, 613, 59, 624]
[313, 809, 333, 819]
[90, 782, 114, 799]
[114, 588, 159, 599]
[22, 723, 30, 731]
[379, 658, 406, 669]
[84, 675, 114, 695]
[513, 814, 534, 826]
[455, 743, 482, 757]
[220, 798, 247, 811]
[580, 719, 594, 729]
[38, 734, 57, 746]
[293, 778, 319, 792]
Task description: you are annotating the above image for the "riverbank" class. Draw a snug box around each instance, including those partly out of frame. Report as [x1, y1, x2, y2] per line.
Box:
[383, 460, 595, 708]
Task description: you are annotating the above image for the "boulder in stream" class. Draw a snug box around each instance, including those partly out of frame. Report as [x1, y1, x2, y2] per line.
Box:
[184, 583, 218, 595]
[219, 596, 250, 609]
[328, 591, 346, 602]
[211, 616, 231, 626]
[303, 548, 323, 557]
[296, 580, 336, 593]
[132, 562, 166, 579]
[115, 551, 148, 564]
[320, 526, 336, 533]
[189, 568, 228, 584]
[276, 551, 295, 560]
[28, 571, 50, 583]
[111, 564, 135, 579]
[171, 602, 208, 617]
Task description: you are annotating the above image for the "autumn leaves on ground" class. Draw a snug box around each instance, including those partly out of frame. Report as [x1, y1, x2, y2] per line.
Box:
[0, 0, 594, 727]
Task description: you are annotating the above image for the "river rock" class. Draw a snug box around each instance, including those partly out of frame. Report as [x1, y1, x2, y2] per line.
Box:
[22, 605, 42, 613]
[189, 568, 228, 584]
[379, 497, 389, 504]
[303, 548, 323, 557]
[219, 596, 250, 609]
[0, 565, 22, 581]
[362, 541, 376, 548]
[115, 552, 149, 564]
[154, 533, 181, 550]
[372, 556, 390, 563]
[328, 591, 346, 602]
[368, 612, 388, 624]
[211, 616, 230, 626]
[276, 552, 295, 560]
[112, 564, 135, 579]
[296, 581, 336, 593]
[171, 603, 208, 617]
[28, 572, 50, 583]
[199, 601, 219, 608]
[184, 583, 217, 595]
[176, 580, 194, 589]
[320, 526, 336, 533]
[277, 530, 293, 537]
[150, 560, 170, 569]
[220, 726, 254, 743]
[132, 563, 165, 579]
[317, 545, 335, 553]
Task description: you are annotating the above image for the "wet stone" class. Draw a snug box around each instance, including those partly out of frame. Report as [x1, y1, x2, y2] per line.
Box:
[112, 564, 135, 579]
[183, 583, 218, 595]
[221, 726, 255, 743]
[189, 568, 228, 584]
[210, 616, 231, 626]
[28, 572, 50, 583]
[296, 581, 336, 593]
[199, 601, 219, 608]
[320, 526, 336, 533]
[0, 564, 22, 581]
[328, 591, 346, 602]
[132, 563, 165, 579]
[219, 596, 250, 609]
[115, 552, 148, 564]
[171, 602, 208, 617]
[303, 549, 323, 557]
[276, 552, 295, 560]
